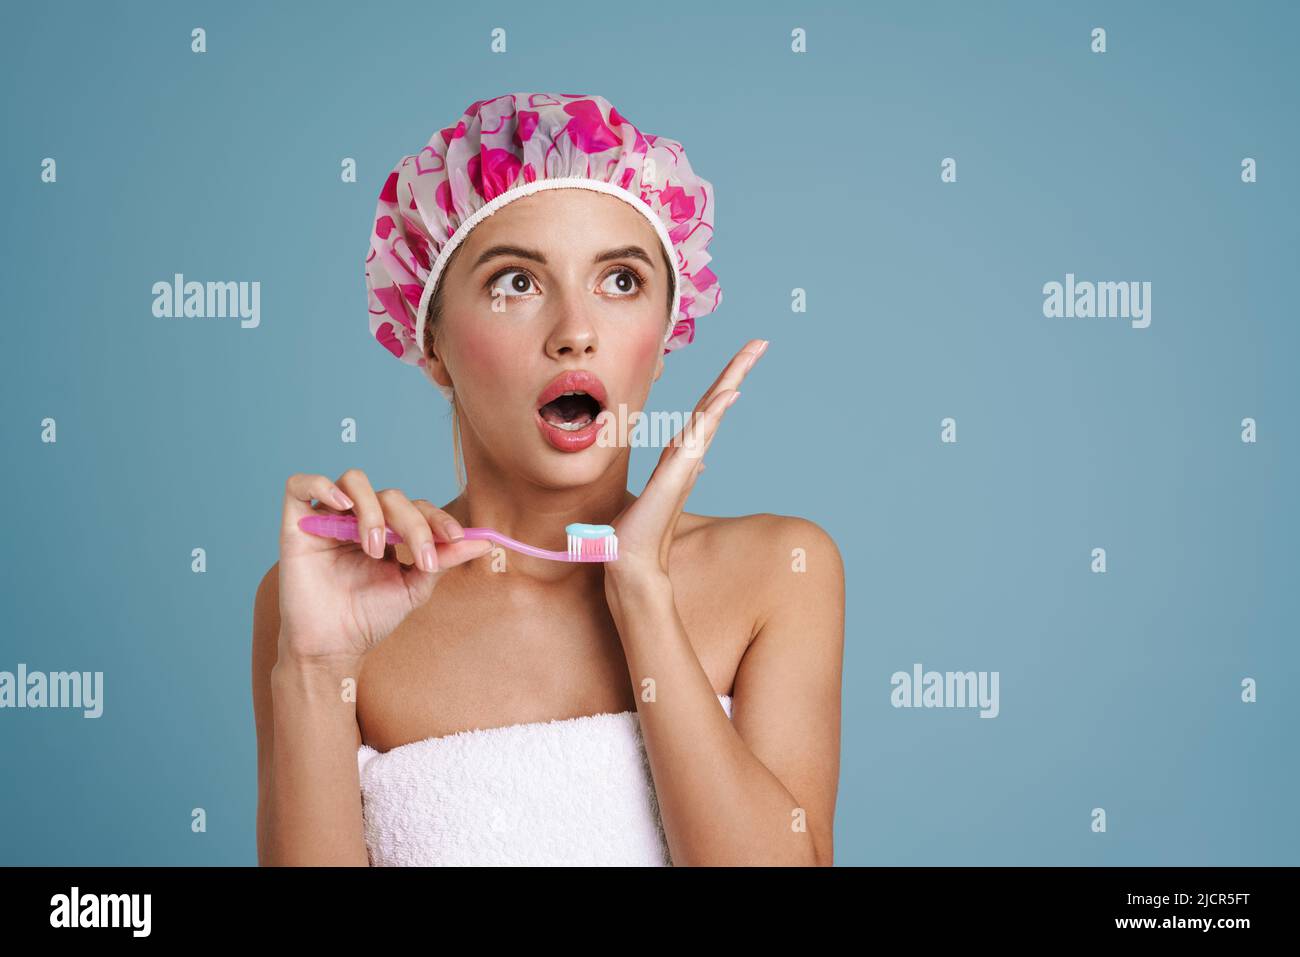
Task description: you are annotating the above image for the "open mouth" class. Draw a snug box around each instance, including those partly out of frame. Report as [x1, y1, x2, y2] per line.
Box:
[534, 370, 609, 452]
[538, 391, 603, 431]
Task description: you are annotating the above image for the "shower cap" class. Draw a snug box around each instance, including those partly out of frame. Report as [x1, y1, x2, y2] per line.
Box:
[364, 92, 721, 397]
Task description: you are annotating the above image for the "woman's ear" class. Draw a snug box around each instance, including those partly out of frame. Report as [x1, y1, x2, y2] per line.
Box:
[425, 344, 454, 392]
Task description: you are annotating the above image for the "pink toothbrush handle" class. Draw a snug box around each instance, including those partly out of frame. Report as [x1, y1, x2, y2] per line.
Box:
[296, 514, 604, 562]
[460, 528, 569, 561]
[297, 513, 399, 545]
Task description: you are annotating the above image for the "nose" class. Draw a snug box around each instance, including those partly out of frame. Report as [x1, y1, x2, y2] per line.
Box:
[542, 284, 599, 358]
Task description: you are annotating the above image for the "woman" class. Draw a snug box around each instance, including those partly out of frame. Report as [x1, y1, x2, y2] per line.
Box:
[252, 93, 845, 866]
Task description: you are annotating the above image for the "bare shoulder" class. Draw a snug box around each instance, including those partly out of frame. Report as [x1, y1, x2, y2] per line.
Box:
[672, 512, 844, 635]
[676, 511, 842, 571]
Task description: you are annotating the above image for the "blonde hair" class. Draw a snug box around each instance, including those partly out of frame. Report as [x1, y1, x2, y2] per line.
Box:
[450, 397, 467, 492]
[423, 243, 468, 492]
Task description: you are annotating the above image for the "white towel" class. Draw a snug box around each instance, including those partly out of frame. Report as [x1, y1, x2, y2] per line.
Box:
[357, 693, 733, 866]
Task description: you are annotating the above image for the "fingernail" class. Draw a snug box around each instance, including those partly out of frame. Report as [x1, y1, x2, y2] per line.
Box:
[444, 521, 465, 541]
[330, 488, 354, 510]
[369, 527, 384, 558]
[757, 339, 769, 355]
[727, 391, 741, 407]
[420, 542, 438, 572]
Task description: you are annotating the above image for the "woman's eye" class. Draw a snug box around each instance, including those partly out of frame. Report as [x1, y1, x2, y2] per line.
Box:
[600, 268, 643, 297]
[489, 269, 538, 298]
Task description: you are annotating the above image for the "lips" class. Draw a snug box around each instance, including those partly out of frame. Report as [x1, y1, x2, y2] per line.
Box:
[534, 370, 609, 453]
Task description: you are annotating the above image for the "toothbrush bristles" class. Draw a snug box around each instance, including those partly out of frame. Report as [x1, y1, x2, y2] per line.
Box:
[566, 533, 618, 562]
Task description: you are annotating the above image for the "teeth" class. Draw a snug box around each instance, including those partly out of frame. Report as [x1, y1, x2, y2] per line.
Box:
[552, 419, 592, 431]
[560, 390, 588, 397]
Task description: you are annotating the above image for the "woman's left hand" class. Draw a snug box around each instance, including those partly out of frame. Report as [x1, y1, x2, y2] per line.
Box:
[605, 338, 768, 585]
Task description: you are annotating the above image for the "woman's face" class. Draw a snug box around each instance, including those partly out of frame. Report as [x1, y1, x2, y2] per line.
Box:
[427, 188, 671, 488]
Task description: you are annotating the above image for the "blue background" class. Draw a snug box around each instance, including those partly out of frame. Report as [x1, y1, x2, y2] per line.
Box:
[2, 0, 1295, 865]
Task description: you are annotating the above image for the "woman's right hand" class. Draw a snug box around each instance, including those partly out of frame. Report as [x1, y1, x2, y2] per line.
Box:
[276, 469, 493, 664]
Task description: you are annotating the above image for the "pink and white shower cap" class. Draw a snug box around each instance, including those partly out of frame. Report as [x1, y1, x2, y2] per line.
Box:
[364, 92, 721, 393]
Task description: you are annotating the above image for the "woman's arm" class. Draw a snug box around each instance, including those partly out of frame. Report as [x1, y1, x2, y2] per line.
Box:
[253, 564, 370, 866]
[255, 471, 490, 865]
[605, 515, 845, 866]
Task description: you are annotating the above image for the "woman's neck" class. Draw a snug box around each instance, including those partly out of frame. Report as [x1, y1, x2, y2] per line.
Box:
[441, 461, 635, 583]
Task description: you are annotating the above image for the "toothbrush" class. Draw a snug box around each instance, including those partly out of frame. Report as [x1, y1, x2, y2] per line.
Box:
[297, 513, 619, 562]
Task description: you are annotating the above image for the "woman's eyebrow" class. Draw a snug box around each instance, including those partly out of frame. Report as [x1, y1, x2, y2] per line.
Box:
[472, 243, 656, 270]
[473, 244, 546, 269]
[593, 245, 655, 269]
